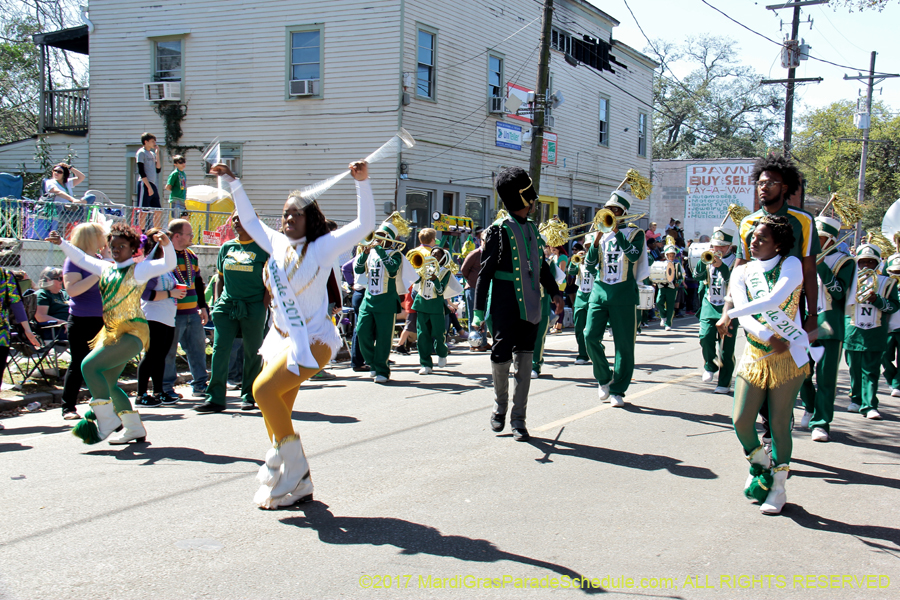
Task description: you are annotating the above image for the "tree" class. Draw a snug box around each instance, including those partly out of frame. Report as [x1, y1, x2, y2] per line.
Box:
[793, 100, 900, 230]
[829, 0, 898, 11]
[649, 35, 783, 160]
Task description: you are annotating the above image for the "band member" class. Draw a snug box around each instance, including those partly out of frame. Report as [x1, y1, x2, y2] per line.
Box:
[844, 242, 898, 421]
[472, 167, 564, 442]
[354, 215, 411, 383]
[882, 253, 900, 397]
[532, 250, 566, 378]
[656, 237, 684, 331]
[798, 217, 855, 442]
[717, 215, 821, 515]
[583, 189, 649, 407]
[696, 226, 737, 394]
[567, 236, 594, 365]
[214, 161, 374, 509]
[412, 247, 452, 375]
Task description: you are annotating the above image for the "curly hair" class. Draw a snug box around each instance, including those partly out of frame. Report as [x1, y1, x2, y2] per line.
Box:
[758, 215, 795, 257]
[752, 154, 802, 199]
[142, 227, 165, 259]
[108, 222, 142, 254]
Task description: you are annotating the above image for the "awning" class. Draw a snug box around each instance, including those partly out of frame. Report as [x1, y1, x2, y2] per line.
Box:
[33, 25, 89, 55]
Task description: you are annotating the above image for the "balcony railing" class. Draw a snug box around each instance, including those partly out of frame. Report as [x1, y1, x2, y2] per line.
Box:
[42, 87, 89, 135]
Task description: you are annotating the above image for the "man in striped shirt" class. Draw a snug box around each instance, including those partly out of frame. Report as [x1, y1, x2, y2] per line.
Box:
[161, 219, 210, 402]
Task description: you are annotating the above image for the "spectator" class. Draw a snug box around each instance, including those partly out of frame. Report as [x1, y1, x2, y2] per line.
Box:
[459, 230, 485, 336]
[35, 267, 70, 341]
[0, 267, 40, 389]
[549, 245, 568, 331]
[165, 154, 188, 220]
[342, 254, 368, 371]
[645, 222, 660, 241]
[136, 228, 183, 407]
[42, 163, 86, 204]
[60, 223, 107, 421]
[136, 132, 163, 230]
[161, 219, 210, 402]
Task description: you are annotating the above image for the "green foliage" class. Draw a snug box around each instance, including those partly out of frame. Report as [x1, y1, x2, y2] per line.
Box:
[829, 0, 898, 11]
[153, 101, 204, 158]
[0, 16, 41, 144]
[650, 35, 783, 160]
[793, 100, 900, 230]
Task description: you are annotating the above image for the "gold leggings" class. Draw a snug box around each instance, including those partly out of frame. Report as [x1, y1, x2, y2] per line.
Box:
[252, 342, 332, 443]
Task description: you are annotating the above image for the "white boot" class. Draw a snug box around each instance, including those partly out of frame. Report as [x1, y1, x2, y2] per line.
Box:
[257, 434, 314, 509]
[109, 411, 147, 445]
[72, 399, 122, 445]
[760, 465, 789, 515]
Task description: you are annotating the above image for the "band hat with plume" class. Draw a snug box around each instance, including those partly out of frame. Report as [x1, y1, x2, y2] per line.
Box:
[605, 190, 634, 213]
[710, 225, 736, 247]
[377, 212, 412, 241]
[886, 253, 900, 273]
[815, 216, 842, 240]
[663, 235, 679, 255]
[855, 243, 882, 266]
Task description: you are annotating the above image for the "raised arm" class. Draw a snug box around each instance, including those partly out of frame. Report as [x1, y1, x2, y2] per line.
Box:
[55, 238, 108, 276]
[133, 241, 176, 284]
[312, 167, 376, 267]
[225, 177, 276, 256]
[726, 257, 803, 320]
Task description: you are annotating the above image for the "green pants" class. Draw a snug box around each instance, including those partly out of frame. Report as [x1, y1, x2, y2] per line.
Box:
[357, 307, 395, 378]
[799, 340, 842, 432]
[882, 331, 900, 390]
[82, 334, 144, 414]
[532, 295, 551, 374]
[584, 303, 636, 397]
[656, 287, 676, 327]
[699, 318, 737, 387]
[416, 311, 447, 369]
[846, 350, 882, 415]
[573, 301, 589, 362]
[206, 301, 266, 406]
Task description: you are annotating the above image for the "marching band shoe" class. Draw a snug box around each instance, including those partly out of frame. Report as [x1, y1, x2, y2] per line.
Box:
[72, 399, 122, 445]
[437, 356, 447, 368]
[108, 411, 147, 445]
[847, 402, 861, 413]
[760, 466, 789, 515]
[702, 370, 714, 383]
[490, 412, 506, 432]
[530, 370, 539, 379]
[418, 367, 432, 376]
[267, 434, 313, 502]
[609, 395, 625, 408]
[811, 427, 830, 442]
[866, 409, 883, 420]
[799, 411, 813, 429]
[511, 427, 530, 442]
[574, 358, 588, 365]
[892, 388, 900, 398]
[368, 371, 377, 378]
[664, 325, 671, 331]
[598, 383, 611, 401]
[713, 386, 731, 395]
[374, 375, 389, 384]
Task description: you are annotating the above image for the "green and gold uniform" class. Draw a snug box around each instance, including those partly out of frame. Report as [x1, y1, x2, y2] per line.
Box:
[695, 252, 737, 387]
[412, 269, 451, 369]
[355, 246, 402, 378]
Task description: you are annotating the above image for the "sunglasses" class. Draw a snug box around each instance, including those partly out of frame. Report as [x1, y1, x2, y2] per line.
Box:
[53, 169, 64, 174]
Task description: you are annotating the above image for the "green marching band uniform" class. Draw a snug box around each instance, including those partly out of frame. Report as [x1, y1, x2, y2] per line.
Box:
[567, 236, 595, 365]
[882, 252, 900, 397]
[412, 257, 451, 374]
[354, 215, 409, 383]
[532, 254, 565, 378]
[844, 242, 899, 420]
[655, 240, 685, 330]
[695, 226, 737, 393]
[798, 216, 856, 441]
[583, 189, 649, 406]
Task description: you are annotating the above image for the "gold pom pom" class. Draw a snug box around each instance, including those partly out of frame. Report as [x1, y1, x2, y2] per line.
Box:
[386, 211, 412, 237]
[623, 169, 653, 201]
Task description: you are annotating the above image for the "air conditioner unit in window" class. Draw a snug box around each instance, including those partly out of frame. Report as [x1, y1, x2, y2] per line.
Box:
[144, 82, 181, 102]
[489, 96, 505, 114]
[290, 79, 319, 96]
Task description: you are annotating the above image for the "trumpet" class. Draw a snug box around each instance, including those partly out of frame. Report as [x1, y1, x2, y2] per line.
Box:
[857, 268, 878, 303]
[407, 247, 433, 270]
[355, 231, 377, 253]
[571, 253, 585, 265]
[700, 249, 722, 265]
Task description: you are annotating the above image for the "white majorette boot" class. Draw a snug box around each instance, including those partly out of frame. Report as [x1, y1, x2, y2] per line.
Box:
[109, 411, 147, 444]
[744, 445, 772, 503]
[760, 465, 789, 515]
[72, 399, 122, 445]
[255, 433, 314, 510]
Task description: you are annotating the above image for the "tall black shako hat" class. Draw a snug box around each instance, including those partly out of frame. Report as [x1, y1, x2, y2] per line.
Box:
[496, 167, 538, 212]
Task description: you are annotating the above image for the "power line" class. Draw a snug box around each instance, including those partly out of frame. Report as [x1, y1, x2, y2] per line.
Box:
[442, 14, 542, 72]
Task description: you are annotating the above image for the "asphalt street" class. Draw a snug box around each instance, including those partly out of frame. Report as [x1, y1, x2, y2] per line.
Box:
[1, 318, 898, 599]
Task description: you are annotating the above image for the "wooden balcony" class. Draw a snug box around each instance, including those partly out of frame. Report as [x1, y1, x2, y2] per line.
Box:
[42, 87, 89, 135]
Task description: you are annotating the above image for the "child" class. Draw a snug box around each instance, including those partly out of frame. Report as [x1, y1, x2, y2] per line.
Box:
[844, 242, 899, 421]
[135, 132, 162, 230]
[165, 154, 188, 220]
[412, 247, 452, 375]
[656, 236, 684, 331]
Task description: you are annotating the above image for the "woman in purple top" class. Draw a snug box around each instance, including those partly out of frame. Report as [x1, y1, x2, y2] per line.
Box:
[60, 223, 108, 420]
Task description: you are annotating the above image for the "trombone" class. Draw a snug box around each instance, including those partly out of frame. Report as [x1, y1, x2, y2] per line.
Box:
[815, 231, 855, 265]
[567, 209, 647, 242]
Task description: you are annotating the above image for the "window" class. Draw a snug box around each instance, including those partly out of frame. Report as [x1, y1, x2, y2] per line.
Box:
[417, 28, 436, 99]
[154, 39, 182, 81]
[598, 96, 610, 146]
[204, 143, 243, 178]
[550, 28, 572, 55]
[404, 189, 434, 246]
[638, 113, 647, 157]
[465, 195, 487, 231]
[488, 54, 504, 112]
[287, 26, 323, 97]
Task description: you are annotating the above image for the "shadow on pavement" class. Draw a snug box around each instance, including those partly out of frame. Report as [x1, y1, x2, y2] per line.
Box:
[625, 405, 732, 429]
[0, 442, 32, 452]
[280, 502, 608, 595]
[0, 424, 71, 436]
[785, 504, 900, 548]
[235, 411, 360, 424]
[790, 457, 900, 492]
[86, 445, 263, 466]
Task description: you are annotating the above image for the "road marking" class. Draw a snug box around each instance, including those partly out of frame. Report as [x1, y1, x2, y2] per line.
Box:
[534, 372, 698, 433]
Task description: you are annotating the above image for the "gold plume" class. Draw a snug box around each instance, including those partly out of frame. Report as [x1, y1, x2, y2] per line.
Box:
[867, 230, 894, 258]
[538, 217, 569, 247]
[385, 211, 412, 237]
[618, 169, 653, 200]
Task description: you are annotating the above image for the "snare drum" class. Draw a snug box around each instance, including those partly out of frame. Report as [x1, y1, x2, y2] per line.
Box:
[638, 284, 655, 310]
[649, 261, 675, 284]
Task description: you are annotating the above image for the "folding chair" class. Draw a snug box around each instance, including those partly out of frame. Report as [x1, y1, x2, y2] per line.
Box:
[4, 290, 67, 389]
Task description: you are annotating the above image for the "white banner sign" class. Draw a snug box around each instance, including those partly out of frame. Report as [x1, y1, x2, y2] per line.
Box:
[684, 163, 754, 239]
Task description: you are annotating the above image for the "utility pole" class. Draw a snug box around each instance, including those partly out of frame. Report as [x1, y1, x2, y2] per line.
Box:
[528, 0, 553, 196]
[764, 1, 828, 158]
[843, 52, 900, 244]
